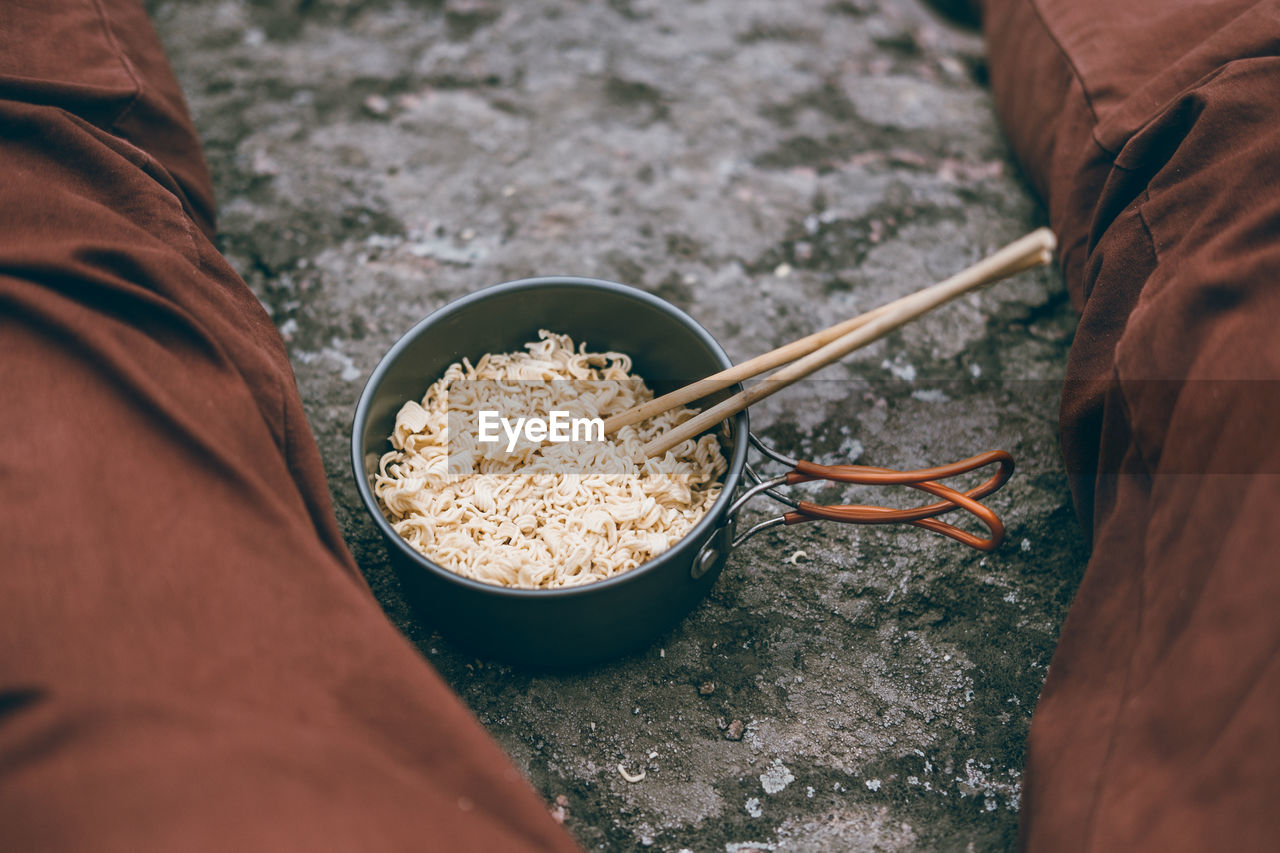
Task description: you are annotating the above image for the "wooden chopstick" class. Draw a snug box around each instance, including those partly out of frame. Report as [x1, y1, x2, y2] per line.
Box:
[602, 301, 897, 436]
[632, 227, 1056, 459]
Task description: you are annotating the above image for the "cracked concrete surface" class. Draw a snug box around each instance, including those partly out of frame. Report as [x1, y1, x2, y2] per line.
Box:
[151, 0, 1088, 848]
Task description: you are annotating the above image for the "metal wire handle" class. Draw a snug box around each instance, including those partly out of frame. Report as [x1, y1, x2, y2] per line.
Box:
[731, 436, 1014, 551]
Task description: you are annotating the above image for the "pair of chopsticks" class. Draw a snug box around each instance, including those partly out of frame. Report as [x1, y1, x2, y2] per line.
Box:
[605, 228, 1057, 458]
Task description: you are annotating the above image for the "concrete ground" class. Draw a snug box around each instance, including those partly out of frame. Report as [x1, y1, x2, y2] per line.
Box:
[152, 0, 1089, 849]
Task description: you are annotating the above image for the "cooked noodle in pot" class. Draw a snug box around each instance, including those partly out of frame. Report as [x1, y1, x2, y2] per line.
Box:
[373, 331, 728, 589]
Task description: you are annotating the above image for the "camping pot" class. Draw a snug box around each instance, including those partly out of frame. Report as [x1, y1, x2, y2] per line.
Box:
[351, 276, 1011, 667]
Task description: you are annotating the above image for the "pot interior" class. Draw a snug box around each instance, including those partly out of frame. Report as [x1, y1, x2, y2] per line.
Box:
[353, 276, 749, 591]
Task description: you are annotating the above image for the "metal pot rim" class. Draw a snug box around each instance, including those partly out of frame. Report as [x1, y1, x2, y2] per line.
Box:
[350, 275, 751, 600]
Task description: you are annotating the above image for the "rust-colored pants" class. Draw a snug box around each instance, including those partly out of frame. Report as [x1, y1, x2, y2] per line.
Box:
[0, 2, 577, 851]
[982, 0, 1280, 849]
[1, 0, 1277, 850]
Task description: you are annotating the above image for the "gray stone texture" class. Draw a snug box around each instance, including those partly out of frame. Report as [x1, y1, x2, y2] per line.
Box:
[151, 0, 1088, 849]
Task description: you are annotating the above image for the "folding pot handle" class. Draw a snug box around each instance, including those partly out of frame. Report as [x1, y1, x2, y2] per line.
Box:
[714, 434, 1015, 557]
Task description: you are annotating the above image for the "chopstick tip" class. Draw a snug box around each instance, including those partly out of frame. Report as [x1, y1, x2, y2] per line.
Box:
[1034, 227, 1058, 256]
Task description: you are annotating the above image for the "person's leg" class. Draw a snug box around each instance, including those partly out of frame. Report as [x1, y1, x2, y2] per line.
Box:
[979, 0, 1280, 848]
[0, 2, 578, 850]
